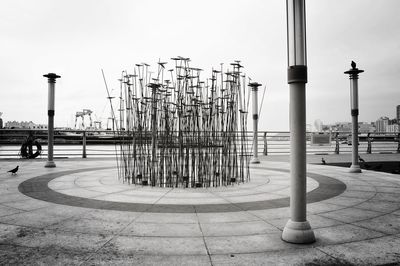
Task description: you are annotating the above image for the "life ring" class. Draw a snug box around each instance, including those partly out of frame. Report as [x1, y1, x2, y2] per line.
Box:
[20, 140, 42, 159]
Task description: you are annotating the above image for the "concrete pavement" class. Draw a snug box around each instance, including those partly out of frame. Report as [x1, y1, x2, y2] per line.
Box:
[0, 156, 399, 265]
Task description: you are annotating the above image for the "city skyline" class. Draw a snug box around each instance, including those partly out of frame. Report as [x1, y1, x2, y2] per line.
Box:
[1, 0, 400, 131]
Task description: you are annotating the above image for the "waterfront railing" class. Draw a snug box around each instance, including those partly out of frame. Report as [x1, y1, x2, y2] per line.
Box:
[0, 129, 399, 159]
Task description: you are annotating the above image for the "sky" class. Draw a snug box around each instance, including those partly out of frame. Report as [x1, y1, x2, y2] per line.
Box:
[1, 0, 399, 131]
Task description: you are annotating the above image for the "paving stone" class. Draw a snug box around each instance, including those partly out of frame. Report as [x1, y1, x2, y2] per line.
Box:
[105, 235, 207, 255]
[319, 207, 382, 223]
[121, 222, 203, 237]
[211, 248, 346, 266]
[3, 228, 112, 253]
[314, 224, 385, 245]
[353, 214, 400, 234]
[0, 211, 68, 229]
[319, 235, 400, 265]
[200, 220, 279, 237]
[197, 211, 259, 224]
[204, 234, 293, 254]
[85, 254, 212, 266]
[46, 216, 131, 234]
[355, 199, 400, 213]
[135, 212, 198, 224]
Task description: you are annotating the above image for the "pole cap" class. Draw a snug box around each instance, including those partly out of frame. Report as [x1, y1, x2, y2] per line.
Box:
[248, 82, 262, 91]
[43, 73, 61, 79]
[344, 61, 364, 77]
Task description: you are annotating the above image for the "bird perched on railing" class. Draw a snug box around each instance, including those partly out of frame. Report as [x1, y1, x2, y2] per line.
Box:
[7, 166, 19, 175]
[321, 158, 326, 165]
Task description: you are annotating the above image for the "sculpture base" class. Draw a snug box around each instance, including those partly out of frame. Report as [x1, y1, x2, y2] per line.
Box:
[349, 164, 362, 173]
[250, 157, 260, 164]
[45, 161, 56, 168]
[282, 219, 315, 244]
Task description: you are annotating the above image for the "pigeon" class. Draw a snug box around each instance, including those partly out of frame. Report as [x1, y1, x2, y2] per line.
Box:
[7, 166, 19, 175]
[321, 158, 326, 165]
[358, 156, 365, 163]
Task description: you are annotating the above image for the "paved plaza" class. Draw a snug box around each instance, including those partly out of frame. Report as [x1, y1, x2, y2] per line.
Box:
[0, 155, 400, 265]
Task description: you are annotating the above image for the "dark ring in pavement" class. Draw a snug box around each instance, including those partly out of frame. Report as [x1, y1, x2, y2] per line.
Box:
[18, 167, 346, 213]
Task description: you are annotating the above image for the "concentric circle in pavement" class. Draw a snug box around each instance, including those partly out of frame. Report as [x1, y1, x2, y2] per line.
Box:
[2, 159, 400, 264]
[18, 166, 346, 213]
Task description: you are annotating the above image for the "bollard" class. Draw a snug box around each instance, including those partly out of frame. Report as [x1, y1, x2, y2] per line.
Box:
[334, 132, 340, 154]
[82, 131, 87, 158]
[43, 73, 61, 168]
[397, 133, 400, 153]
[263, 132, 268, 155]
[366, 133, 372, 154]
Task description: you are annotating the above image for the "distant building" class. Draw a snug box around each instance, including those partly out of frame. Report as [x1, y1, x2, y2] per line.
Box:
[375, 117, 390, 133]
[313, 119, 323, 132]
[386, 124, 399, 133]
[358, 122, 375, 133]
[5, 121, 47, 129]
[397, 105, 400, 123]
[332, 122, 352, 132]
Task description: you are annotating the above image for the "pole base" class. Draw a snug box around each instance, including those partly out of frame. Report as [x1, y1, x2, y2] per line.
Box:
[349, 164, 362, 173]
[250, 157, 260, 164]
[45, 161, 56, 168]
[282, 219, 315, 244]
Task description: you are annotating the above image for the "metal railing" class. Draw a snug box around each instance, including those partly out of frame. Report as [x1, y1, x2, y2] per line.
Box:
[0, 129, 399, 159]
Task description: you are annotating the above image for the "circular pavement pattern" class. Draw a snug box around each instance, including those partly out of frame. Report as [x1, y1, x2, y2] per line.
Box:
[18, 166, 346, 213]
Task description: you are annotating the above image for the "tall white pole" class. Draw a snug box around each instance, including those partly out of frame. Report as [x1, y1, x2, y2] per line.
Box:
[282, 0, 315, 244]
[345, 61, 364, 173]
[250, 82, 262, 164]
[44, 73, 61, 168]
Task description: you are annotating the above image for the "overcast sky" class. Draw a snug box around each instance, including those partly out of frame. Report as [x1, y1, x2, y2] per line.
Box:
[1, 0, 399, 130]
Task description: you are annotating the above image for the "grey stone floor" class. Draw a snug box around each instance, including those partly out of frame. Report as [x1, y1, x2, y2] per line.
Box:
[0, 156, 400, 265]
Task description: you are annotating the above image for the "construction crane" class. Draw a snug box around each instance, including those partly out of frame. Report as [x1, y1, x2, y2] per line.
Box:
[82, 109, 93, 128]
[74, 109, 93, 129]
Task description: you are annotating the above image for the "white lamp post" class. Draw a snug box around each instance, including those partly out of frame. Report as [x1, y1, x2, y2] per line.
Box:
[282, 0, 315, 244]
[344, 61, 364, 173]
[249, 82, 262, 164]
[44, 73, 61, 168]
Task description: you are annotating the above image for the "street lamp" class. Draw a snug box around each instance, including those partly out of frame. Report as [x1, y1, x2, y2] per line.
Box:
[43, 73, 61, 168]
[249, 82, 262, 164]
[282, 0, 315, 244]
[344, 61, 364, 173]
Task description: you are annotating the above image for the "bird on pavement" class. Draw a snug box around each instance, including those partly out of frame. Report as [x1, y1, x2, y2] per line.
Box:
[7, 166, 19, 175]
[321, 158, 326, 165]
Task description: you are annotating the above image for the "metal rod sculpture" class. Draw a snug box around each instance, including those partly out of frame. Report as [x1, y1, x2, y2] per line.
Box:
[108, 57, 252, 187]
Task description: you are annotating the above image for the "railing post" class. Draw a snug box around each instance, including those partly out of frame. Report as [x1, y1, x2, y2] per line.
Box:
[397, 133, 400, 153]
[334, 132, 340, 154]
[367, 133, 372, 154]
[82, 131, 87, 158]
[263, 132, 268, 155]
